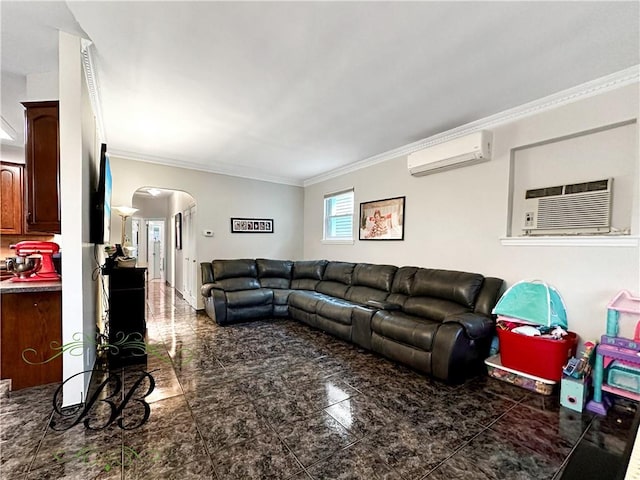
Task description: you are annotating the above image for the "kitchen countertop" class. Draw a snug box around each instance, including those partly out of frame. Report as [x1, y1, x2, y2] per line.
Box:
[0, 278, 62, 293]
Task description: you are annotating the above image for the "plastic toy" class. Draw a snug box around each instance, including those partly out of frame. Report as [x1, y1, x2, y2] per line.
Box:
[586, 290, 640, 415]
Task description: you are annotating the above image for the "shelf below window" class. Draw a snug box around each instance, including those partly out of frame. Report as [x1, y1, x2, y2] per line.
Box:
[500, 236, 639, 247]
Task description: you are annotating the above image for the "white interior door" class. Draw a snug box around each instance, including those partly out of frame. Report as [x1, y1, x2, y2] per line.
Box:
[182, 209, 190, 296]
[182, 205, 197, 308]
[147, 220, 165, 281]
[187, 205, 197, 307]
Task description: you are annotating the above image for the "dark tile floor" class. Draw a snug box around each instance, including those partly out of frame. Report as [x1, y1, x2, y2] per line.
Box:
[1, 281, 637, 479]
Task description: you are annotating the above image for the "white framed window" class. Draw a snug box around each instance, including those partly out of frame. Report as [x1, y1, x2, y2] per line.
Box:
[323, 189, 354, 243]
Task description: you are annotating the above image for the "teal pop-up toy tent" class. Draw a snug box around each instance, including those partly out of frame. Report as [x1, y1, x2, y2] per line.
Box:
[492, 280, 568, 329]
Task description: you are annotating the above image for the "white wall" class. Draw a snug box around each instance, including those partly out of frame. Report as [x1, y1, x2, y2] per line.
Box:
[304, 84, 639, 344]
[59, 32, 99, 406]
[109, 158, 304, 307]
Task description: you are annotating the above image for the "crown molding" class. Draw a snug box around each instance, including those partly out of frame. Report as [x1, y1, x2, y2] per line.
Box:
[303, 65, 640, 187]
[108, 149, 304, 187]
[81, 39, 106, 142]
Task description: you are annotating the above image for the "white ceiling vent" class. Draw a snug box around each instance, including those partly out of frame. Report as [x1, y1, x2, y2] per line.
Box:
[523, 178, 613, 235]
[407, 130, 492, 176]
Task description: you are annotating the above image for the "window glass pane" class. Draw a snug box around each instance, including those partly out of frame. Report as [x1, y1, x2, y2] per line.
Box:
[324, 190, 354, 240]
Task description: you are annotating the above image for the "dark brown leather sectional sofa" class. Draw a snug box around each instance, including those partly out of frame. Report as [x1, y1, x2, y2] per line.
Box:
[200, 258, 503, 383]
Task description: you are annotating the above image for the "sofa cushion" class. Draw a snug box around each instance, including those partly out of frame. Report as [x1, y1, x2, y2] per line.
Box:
[410, 269, 484, 309]
[316, 281, 350, 299]
[317, 298, 355, 326]
[372, 311, 439, 352]
[273, 289, 293, 306]
[292, 260, 328, 280]
[391, 266, 419, 295]
[257, 259, 292, 288]
[352, 263, 397, 291]
[212, 259, 260, 291]
[291, 260, 328, 290]
[323, 262, 356, 284]
[213, 259, 257, 280]
[217, 277, 261, 292]
[225, 288, 273, 308]
[288, 290, 326, 312]
[346, 285, 390, 304]
[403, 297, 470, 322]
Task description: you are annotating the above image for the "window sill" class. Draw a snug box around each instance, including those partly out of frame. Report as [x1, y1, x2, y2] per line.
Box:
[321, 239, 354, 245]
[500, 236, 639, 247]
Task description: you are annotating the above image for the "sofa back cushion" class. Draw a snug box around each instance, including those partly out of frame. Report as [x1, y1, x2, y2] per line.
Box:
[410, 269, 484, 308]
[316, 262, 355, 299]
[386, 266, 418, 307]
[212, 259, 260, 291]
[257, 258, 293, 289]
[291, 260, 328, 290]
[401, 268, 484, 320]
[346, 264, 397, 304]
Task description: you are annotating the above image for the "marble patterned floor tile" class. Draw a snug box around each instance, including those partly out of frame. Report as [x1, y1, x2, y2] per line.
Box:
[455, 374, 530, 403]
[306, 440, 403, 480]
[196, 401, 271, 452]
[29, 430, 123, 479]
[489, 404, 594, 465]
[124, 426, 212, 478]
[424, 427, 558, 480]
[123, 458, 215, 479]
[436, 389, 518, 427]
[1, 455, 33, 479]
[25, 460, 122, 480]
[236, 370, 293, 399]
[324, 395, 406, 439]
[277, 412, 355, 467]
[210, 429, 303, 480]
[120, 393, 194, 435]
[252, 389, 322, 428]
[0, 382, 60, 415]
[582, 403, 637, 455]
[184, 378, 249, 412]
[31, 423, 123, 472]
[359, 418, 462, 479]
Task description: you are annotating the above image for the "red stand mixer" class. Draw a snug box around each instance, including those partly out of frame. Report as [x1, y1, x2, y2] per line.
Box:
[9, 241, 61, 282]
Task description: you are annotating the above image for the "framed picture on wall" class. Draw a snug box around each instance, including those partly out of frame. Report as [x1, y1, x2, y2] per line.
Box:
[359, 196, 405, 240]
[231, 217, 274, 233]
[175, 212, 182, 250]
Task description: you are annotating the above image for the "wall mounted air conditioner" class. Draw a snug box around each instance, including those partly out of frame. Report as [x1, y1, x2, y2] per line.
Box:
[523, 178, 613, 235]
[407, 130, 492, 176]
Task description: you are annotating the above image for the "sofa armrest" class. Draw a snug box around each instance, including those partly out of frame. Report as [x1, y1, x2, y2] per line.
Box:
[201, 282, 224, 297]
[365, 300, 401, 310]
[201, 262, 214, 284]
[443, 312, 494, 340]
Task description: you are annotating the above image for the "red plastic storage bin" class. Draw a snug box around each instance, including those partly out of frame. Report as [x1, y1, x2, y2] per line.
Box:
[497, 329, 578, 382]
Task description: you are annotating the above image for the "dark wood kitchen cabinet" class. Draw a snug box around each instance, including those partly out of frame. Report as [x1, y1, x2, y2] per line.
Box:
[22, 101, 60, 234]
[0, 288, 62, 390]
[0, 162, 24, 234]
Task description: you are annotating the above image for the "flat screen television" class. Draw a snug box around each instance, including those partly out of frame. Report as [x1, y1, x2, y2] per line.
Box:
[90, 143, 112, 244]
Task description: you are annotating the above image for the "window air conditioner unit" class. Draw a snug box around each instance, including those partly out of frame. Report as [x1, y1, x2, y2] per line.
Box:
[407, 130, 492, 176]
[523, 178, 613, 235]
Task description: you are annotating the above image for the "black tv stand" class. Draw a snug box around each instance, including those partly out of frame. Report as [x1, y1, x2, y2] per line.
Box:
[105, 267, 147, 368]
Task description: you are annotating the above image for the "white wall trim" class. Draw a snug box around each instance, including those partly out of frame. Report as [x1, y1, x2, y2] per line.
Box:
[80, 40, 105, 142]
[109, 149, 304, 187]
[303, 65, 640, 187]
[500, 236, 640, 247]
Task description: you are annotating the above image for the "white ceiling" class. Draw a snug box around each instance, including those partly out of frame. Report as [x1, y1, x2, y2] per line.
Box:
[2, 1, 639, 185]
